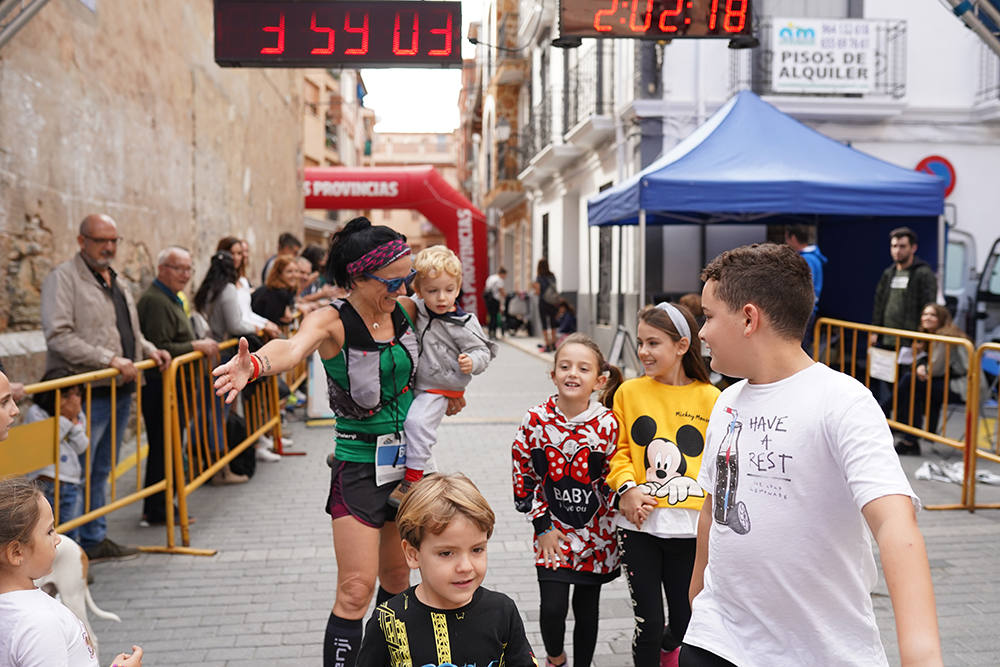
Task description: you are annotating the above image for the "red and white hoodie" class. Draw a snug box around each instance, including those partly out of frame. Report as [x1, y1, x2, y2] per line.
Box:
[512, 396, 620, 576]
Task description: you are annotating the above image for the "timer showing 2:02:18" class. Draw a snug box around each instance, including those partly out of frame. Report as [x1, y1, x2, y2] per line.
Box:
[559, 0, 752, 39]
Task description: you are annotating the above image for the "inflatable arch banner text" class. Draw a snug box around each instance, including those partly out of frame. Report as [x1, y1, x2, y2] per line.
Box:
[304, 166, 488, 320]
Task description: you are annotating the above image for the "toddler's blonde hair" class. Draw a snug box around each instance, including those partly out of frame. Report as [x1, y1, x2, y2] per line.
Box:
[412, 245, 463, 291]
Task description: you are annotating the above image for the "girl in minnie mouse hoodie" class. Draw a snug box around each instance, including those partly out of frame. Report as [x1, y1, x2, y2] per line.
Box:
[512, 333, 623, 667]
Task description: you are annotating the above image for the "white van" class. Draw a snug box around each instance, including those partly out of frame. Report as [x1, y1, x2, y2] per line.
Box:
[947, 230, 1000, 345]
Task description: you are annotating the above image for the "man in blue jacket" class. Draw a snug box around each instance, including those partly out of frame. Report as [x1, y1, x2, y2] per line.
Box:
[785, 224, 827, 353]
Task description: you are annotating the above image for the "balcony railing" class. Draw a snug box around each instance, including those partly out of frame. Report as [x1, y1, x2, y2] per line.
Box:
[565, 41, 615, 131]
[496, 139, 521, 182]
[520, 99, 553, 171]
[730, 18, 907, 100]
[497, 12, 519, 56]
[977, 43, 1000, 105]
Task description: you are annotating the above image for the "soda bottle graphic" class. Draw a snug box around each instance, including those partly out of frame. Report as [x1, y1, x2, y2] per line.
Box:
[714, 407, 751, 534]
[714, 408, 741, 524]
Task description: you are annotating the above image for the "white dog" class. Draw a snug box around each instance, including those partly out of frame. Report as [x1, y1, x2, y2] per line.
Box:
[34, 535, 121, 656]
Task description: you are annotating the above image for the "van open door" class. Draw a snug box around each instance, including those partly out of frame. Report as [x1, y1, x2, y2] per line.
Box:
[945, 228, 978, 337]
[975, 237, 1000, 344]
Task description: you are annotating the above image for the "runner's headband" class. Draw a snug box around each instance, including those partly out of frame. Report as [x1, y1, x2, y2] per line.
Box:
[655, 302, 691, 341]
[346, 238, 411, 276]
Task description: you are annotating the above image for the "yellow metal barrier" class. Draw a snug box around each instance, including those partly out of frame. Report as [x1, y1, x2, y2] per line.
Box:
[167, 339, 284, 550]
[814, 318, 976, 510]
[0, 361, 182, 547]
[2, 335, 289, 555]
[965, 343, 1000, 510]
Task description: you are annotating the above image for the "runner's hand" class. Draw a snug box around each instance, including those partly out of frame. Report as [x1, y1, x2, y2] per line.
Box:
[445, 395, 466, 416]
[213, 337, 253, 404]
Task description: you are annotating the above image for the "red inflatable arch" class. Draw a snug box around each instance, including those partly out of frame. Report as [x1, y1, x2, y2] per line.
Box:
[304, 166, 488, 320]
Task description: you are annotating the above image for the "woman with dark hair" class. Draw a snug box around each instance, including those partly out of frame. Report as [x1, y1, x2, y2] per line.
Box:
[217, 237, 275, 336]
[894, 303, 970, 455]
[212, 216, 464, 665]
[534, 258, 560, 352]
[192, 251, 259, 483]
[251, 256, 299, 326]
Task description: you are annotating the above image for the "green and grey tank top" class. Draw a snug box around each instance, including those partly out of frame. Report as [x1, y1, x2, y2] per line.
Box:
[322, 299, 418, 463]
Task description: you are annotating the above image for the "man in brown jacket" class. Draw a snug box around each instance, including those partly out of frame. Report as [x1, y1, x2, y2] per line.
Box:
[41, 213, 170, 560]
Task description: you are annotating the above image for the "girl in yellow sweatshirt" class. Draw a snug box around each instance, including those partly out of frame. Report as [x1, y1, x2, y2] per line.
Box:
[608, 303, 719, 667]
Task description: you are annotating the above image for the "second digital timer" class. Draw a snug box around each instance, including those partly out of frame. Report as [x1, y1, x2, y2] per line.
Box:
[560, 0, 752, 39]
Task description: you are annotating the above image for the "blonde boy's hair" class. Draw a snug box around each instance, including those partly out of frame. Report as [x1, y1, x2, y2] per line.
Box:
[412, 245, 463, 291]
[396, 473, 495, 549]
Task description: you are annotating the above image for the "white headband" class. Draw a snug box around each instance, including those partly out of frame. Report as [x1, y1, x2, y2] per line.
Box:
[655, 302, 691, 341]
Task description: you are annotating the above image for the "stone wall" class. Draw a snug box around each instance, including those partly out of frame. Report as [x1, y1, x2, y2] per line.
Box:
[0, 0, 304, 381]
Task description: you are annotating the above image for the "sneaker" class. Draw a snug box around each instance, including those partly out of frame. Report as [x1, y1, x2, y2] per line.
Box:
[387, 479, 413, 509]
[894, 439, 921, 456]
[84, 537, 140, 562]
[256, 446, 282, 462]
[210, 466, 249, 485]
[139, 509, 197, 527]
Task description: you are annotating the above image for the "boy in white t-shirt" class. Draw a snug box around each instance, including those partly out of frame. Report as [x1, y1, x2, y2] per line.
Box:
[682, 244, 942, 667]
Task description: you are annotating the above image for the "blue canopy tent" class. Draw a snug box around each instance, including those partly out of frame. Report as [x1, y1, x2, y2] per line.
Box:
[587, 91, 945, 325]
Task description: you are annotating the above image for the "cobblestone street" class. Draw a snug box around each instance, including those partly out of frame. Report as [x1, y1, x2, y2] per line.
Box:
[87, 342, 1000, 665]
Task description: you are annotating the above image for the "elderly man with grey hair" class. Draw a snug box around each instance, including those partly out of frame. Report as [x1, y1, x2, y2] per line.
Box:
[41, 213, 171, 560]
[136, 246, 221, 525]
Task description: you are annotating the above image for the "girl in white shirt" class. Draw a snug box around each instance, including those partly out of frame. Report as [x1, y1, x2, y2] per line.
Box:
[0, 473, 143, 667]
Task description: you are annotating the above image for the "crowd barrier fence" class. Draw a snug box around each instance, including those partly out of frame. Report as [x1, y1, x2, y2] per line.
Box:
[0, 359, 191, 551]
[965, 343, 1000, 510]
[1, 333, 305, 554]
[814, 318, 998, 511]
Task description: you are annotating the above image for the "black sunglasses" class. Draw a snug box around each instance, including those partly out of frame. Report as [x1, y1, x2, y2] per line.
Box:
[364, 269, 417, 292]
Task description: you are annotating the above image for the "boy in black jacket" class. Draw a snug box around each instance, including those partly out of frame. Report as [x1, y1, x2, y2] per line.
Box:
[357, 474, 537, 667]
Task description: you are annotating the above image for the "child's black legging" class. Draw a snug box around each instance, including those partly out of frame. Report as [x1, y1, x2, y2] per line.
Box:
[538, 580, 602, 667]
[618, 529, 697, 667]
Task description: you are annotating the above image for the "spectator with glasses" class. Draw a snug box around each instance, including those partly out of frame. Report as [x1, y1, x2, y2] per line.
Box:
[212, 216, 465, 666]
[136, 246, 221, 523]
[40, 214, 171, 561]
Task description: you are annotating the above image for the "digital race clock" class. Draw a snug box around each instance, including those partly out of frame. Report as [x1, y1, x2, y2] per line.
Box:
[214, 0, 462, 68]
[560, 0, 752, 39]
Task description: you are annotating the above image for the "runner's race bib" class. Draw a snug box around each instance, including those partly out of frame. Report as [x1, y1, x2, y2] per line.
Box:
[375, 432, 407, 486]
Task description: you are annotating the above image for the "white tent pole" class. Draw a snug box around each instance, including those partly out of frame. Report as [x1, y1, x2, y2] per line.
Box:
[588, 223, 595, 330]
[639, 209, 647, 307]
[937, 213, 946, 304]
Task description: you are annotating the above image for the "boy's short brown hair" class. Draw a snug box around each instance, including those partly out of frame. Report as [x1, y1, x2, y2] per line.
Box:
[396, 473, 495, 549]
[412, 245, 463, 292]
[700, 243, 814, 341]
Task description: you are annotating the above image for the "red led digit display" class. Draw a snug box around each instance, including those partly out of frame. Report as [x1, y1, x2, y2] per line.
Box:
[563, 0, 752, 39]
[214, 0, 462, 68]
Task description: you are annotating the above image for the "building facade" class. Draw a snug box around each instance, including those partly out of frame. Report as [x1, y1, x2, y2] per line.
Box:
[471, 0, 1000, 350]
[369, 131, 458, 255]
[301, 69, 376, 247]
[0, 0, 304, 379]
